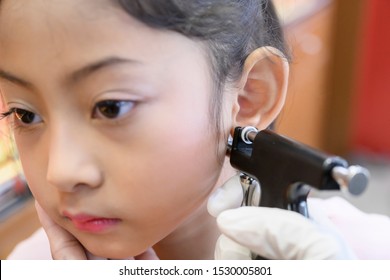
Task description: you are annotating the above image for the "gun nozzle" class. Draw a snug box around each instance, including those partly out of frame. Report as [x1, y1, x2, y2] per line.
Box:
[241, 126, 258, 144]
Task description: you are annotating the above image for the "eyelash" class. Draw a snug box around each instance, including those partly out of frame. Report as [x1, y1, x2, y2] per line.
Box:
[0, 100, 135, 129]
[92, 100, 135, 120]
[0, 108, 42, 131]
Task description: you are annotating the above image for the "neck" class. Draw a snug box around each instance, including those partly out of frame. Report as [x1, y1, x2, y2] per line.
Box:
[153, 200, 219, 260]
[153, 160, 236, 260]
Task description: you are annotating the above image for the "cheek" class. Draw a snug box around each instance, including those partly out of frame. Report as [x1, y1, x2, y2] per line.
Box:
[15, 137, 41, 187]
[14, 134, 54, 206]
[110, 118, 223, 219]
[148, 134, 221, 202]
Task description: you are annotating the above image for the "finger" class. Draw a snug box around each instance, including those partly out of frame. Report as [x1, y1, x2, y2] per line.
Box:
[215, 234, 252, 260]
[86, 251, 107, 260]
[207, 174, 243, 217]
[134, 247, 159, 260]
[35, 201, 87, 259]
[307, 197, 338, 228]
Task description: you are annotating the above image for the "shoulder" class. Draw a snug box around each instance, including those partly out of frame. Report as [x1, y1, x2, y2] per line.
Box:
[7, 227, 52, 260]
[308, 196, 390, 259]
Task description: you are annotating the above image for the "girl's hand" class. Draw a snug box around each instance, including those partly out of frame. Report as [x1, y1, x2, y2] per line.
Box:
[35, 201, 158, 260]
[35, 201, 90, 259]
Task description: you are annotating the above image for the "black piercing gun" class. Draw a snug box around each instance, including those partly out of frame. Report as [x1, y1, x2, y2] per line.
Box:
[227, 126, 369, 217]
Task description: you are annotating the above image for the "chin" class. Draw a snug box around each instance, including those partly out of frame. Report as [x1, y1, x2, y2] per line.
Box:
[83, 239, 148, 260]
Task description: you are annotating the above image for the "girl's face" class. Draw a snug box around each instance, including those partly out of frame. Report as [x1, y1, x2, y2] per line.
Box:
[0, 0, 232, 258]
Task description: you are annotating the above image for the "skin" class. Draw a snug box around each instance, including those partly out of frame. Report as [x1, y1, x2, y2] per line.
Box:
[0, 0, 288, 259]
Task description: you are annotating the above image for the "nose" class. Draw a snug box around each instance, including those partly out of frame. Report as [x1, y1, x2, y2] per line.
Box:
[46, 124, 103, 193]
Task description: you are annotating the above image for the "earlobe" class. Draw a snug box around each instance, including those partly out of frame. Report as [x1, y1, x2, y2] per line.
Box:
[233, 47, 289, 130]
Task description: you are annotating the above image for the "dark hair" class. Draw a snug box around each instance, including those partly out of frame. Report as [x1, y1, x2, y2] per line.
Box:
[117, 0, 289, 136]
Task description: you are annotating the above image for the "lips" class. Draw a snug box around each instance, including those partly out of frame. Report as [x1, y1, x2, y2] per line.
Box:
[63, 212, 121, 233]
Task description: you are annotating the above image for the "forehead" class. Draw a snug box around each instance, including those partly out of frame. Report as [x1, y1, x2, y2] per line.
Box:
[0, 0, 124, 24]
[0, 0, 213, 103]
[0, 0, 203, 76]
[0, 0, 134, 59]
[0, 0, 120, 38]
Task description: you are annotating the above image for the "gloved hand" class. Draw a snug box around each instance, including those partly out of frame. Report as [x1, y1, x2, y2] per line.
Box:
[207, 175, 357, 260]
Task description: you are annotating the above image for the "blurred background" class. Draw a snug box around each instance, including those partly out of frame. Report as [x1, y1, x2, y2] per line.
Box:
[0, 0, 389, 259]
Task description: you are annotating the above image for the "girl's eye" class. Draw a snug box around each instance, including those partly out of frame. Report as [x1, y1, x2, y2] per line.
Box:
[13, 108, 42, 125]
[93, 100, 134, 119]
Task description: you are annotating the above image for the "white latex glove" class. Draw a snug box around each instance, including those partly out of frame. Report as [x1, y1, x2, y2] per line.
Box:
[207, 175, 357, 260]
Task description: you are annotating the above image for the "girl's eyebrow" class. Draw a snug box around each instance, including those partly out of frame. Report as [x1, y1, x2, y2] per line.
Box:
[0, 68, 34, 90]
[0, 56, 140, 90]
[68, 56, 141, 85]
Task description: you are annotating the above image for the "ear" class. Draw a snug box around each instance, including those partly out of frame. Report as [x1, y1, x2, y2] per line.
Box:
[232, 47, 289, 131]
